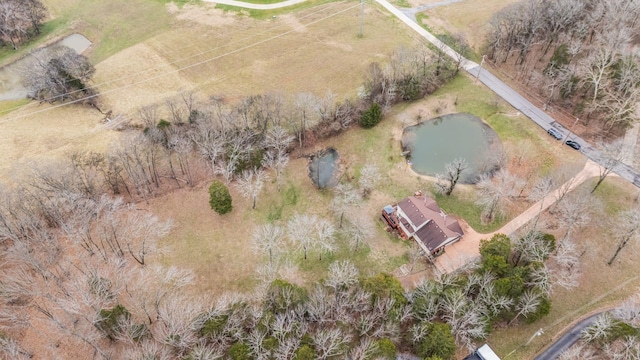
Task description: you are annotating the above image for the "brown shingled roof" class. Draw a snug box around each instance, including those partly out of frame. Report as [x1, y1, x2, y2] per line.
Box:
[396, 195, 463, 251]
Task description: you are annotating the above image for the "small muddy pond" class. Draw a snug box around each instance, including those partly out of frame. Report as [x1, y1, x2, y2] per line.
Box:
[0, 33, 92, 101]
[401, 113, 502, 183]
[309, 148, 340, 188]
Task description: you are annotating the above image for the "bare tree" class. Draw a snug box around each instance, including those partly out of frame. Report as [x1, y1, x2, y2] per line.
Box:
[236, 169, 268, 210]
[325, 260, 359, 291]
[582, 313, 614, 343]
[436, 158, 468, 196]
[287, 214, 317, 260]
[22, 45, 98, 105]
[509, 290, 542, 325]
[331, 183, 361, 228]
[528, 176, 554, 230]
[476, 170, 523, 223]
[313, 327, 351, 360]
[558, 343, 596, 360]
[591, 139, 624, 193]
[579, 46, 616, 104]
[608, 206, 640, 265]
[343, 213, 374, 252]
[358, 163, 381, 197]
[251, 223, 285, 265]
[557, 194, 592, 240]
[550, 239, 581, 290]
[262, 149, 289, 192]
[315, 219, 336, 261]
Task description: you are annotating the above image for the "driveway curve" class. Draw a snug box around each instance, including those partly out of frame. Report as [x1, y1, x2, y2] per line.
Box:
[203, 0, 306, 10]
[533, 313, 602, 360]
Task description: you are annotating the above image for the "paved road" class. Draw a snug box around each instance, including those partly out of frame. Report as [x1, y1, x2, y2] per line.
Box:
[533, 313, 602, 360]
[375, 0, 640, 190]
[204, 0, 306, 10]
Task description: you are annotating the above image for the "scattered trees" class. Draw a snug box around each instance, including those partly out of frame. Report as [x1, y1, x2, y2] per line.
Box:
[209, 180, 232, 214]
[0, 0, 47, 49]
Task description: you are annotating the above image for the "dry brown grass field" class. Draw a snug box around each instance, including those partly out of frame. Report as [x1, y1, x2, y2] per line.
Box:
[418, 0, 520, 51]
[0, 0, 421, 176]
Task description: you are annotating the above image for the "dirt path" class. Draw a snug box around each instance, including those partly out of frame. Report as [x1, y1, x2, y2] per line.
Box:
[202, 0, 306, 10]
[431, 160, 603, 274]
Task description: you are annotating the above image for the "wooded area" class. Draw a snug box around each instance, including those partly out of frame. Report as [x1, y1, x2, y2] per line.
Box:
[487, 0, 640, 130]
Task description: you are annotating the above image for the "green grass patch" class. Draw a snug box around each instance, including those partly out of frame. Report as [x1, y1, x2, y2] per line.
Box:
[390, 0, 411, 7]
[0, 18, 67, 66]
[233, 0, 291, 4]
[0, 99, 30, 116]
[153, 0, 200, 6]
[216, 0, 340, 20]
[432, 188, 505, 233]
[45, 0, 173, 63]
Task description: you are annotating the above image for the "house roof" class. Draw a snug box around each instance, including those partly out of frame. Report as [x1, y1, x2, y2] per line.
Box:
[415, 220, 448, 250]
[396, 195, 463, 251]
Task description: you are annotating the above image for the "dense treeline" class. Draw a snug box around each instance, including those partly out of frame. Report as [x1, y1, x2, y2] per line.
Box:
[56, 44, 458, 203]
[0, 0, 47, 49]
[487, 0, 640, 129]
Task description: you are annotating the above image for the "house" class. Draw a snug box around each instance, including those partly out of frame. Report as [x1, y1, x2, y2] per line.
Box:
[382, 192, 463, 260]
[463, 344, 501, 360]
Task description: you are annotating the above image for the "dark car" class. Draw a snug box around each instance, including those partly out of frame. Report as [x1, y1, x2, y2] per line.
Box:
[547, 127, 563, 140]
[565, 140, 581, 150]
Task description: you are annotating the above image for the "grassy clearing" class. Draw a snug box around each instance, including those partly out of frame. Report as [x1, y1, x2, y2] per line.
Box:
[488, 177, 640, 359]
[420, 0, 520, 51]
[228, 0, 291, 4]
[43, 0, 173, 62]
[215, 0, 339, 19]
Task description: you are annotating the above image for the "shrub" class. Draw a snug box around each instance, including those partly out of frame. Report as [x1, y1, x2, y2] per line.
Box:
[266, 279, 308, 314]
[228, 342, 251, 360]
[374, 338, 397, 359]
[416, 322, 456, 360]
[294, 345, 315, 360]
[362, 273, 408, 314]
[526, 295, 551, 323]
[95, 304, 131, 341]
[209, 180, 232, 214]
[359, 102, 383, 128]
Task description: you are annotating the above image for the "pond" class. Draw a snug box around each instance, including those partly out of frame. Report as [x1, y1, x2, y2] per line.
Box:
[401, 113, 502, 184]
[308, 148, 340, 188]
[0, 33, 92, 101]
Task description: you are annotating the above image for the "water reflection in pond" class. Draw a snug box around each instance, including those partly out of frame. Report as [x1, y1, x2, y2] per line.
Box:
[0, 34, 92, 101]
[309, 148, 340, 188]
[401, 113, 502, 184]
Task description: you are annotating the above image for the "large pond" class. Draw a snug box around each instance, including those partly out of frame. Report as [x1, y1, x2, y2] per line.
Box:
[401, 113, 502, 184]
[0, 33, 92, 101]
[309, 148, 340, 188]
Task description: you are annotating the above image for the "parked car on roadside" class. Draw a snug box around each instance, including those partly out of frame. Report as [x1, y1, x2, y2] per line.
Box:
[565, 140, 581, 150]
[547, 127, 563, 140]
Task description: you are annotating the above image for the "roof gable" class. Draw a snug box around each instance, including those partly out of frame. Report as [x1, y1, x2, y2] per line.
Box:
[396, 195, 463, 251]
